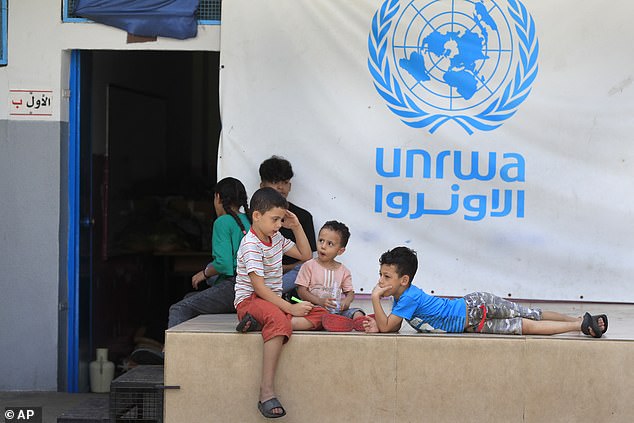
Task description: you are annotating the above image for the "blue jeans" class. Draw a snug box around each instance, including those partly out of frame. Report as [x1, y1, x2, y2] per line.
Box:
[336, 308, 365, 319]
[167, 277, 236, 328]
[282, 264, 302, 294]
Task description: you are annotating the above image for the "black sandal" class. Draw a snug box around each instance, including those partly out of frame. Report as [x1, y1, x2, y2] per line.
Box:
[581, 312, 602, 338]
[236, 313, 262, 333]
[258, 397, 286, 418]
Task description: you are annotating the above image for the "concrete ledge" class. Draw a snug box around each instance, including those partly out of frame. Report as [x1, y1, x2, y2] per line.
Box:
[164, 314, 634, 423]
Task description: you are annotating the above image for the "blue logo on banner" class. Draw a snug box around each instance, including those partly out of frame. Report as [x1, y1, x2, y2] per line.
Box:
[368, 0, 538, 134]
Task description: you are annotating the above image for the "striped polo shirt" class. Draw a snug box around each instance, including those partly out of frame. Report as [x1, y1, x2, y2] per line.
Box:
[234, 228, 294, 308]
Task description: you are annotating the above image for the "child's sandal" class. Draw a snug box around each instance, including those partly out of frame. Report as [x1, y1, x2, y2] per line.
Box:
[581, 312, 602, 338]
[236, 313, 261, 333]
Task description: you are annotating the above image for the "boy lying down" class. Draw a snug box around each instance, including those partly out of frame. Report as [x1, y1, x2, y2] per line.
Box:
[362, 247, 607, 338]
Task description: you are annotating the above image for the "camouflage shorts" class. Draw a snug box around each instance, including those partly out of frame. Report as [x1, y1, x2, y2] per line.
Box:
[464, 292, 542, 335]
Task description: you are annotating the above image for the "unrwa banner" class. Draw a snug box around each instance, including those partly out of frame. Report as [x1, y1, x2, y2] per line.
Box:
[218, 0, 634, 302]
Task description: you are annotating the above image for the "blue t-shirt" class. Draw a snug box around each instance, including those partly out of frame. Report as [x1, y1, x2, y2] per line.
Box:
[391, 284, 466, 333]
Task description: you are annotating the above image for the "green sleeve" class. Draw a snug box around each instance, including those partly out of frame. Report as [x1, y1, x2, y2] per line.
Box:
[210, 215, 240, 277]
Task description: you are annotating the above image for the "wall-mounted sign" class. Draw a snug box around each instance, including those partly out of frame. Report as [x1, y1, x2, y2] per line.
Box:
[9, 89, 53, 116]
[219, 0, 634, 302]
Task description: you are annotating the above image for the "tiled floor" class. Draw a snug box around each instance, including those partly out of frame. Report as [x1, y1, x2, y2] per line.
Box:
[1, 299, 631, 423]
[0, 392, 106, 423]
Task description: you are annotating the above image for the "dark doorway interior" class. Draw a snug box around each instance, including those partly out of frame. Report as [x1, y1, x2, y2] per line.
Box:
[78, 50, 220, 390]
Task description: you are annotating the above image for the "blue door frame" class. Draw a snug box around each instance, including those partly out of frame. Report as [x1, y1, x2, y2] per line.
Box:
[67, 49, 81, 392]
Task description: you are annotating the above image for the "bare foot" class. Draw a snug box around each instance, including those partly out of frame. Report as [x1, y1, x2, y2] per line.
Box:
[363, 316, 379, 333]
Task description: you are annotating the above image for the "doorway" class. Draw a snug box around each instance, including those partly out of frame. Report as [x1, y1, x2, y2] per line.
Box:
[73, 50, 220, 391]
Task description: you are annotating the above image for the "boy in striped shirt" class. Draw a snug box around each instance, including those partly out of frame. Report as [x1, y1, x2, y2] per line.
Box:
[234, 187, 327, 419]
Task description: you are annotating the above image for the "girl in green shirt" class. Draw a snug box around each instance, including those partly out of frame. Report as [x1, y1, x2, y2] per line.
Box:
[168, 177, 252, 328]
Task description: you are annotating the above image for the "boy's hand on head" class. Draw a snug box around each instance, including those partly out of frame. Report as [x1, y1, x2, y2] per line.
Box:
[371, 283, 391, 299]
[281, 210, 301, 230]
[290, 300, 314, 317]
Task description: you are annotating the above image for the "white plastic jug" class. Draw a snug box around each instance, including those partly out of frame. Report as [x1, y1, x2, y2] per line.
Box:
[89, 348, 115, 393]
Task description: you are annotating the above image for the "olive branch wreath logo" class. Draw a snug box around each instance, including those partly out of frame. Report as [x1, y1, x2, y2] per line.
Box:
[368, 0, 539, 134]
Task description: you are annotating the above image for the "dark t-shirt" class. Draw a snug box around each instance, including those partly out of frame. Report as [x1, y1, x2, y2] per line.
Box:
[280, 202, 317, 265]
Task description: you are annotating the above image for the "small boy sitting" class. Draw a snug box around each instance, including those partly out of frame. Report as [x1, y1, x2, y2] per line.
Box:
[363, 246, 608, 338]
[295, 220, 364, 323]
[234, 187, 328, 418]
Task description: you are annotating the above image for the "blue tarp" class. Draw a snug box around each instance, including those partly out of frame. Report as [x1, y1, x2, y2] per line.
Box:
[74, 0, 199, 40]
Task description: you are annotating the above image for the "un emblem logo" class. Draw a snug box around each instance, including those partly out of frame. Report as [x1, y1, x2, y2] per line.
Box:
[368, 0, 538, 134]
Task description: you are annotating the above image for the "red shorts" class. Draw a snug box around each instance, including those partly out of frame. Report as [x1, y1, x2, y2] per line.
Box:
[236, 294, 327, 343]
